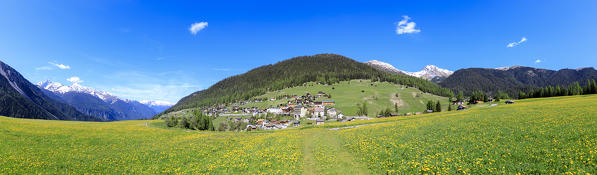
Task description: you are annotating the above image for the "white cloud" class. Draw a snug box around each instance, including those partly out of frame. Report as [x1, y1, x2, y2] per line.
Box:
[535, 59, 542, 63]
[507, 37, 527, 48]
[396, 16, 421, 35]
[189, 22, 208, 35]
[49, 62, 70, 69]
[66, 76, 83, 84]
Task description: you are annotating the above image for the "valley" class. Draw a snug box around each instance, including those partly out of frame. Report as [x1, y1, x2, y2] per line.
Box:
[3, 2, 597, 174]
[1, 95, 595, 174]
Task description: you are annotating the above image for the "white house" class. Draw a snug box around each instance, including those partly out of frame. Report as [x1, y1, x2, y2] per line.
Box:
[327, 108, 338, 118]
[313, 106, 325, 118]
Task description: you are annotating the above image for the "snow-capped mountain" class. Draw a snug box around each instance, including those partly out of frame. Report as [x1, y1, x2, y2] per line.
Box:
[365, 60, 453, 83]
[408, 65, 454, 82]
[140, 100, 174, 113]
[37, 80, 120, 103]
[0, 61, 101, 121]
[37, 80, 158, 121]
[365, 60, 408, 75]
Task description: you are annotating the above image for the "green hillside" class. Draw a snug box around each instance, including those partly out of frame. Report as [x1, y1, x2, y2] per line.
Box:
[1, 95, 596, 174]
[161, 54, 453, 118]
[239, 80, 450, 116]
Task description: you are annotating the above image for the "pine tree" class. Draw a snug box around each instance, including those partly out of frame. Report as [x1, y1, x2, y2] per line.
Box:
[456, 91, 464, 103]
[584, 79, 592, 94]
[591, 79, 597, 94]
[518, 91, 527, 99]
[435, 101, 442, 112]
[426, 101, 435, 111]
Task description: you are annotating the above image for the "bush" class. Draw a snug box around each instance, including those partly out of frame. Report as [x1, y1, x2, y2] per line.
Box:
[166, 117, 178, 127]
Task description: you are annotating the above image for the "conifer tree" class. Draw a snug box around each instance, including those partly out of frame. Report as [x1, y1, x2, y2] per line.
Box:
[426, 101, 435, 111]
[591, 79, 597, 94]
[435, 101, 442, 112]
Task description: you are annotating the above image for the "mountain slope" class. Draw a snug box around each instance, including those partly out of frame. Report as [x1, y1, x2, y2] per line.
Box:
[140, 100, 174, 113]
[365, 60, 453, 83]
[160, 54, 453, 117]
[440, 66, 597, 96]
[38, 81, 157, 121]
[0, 60, 102, 121]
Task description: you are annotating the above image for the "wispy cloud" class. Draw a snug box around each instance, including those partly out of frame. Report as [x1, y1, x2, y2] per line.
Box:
[49, 62, 71, 69]
[535, 59, 542, 63]
[67, 76, 83, 84]
[98, 71, 202, 103]
[396, 16, 421, 35]
[507, 37, 527, 48]
[189, 22, 208, 35]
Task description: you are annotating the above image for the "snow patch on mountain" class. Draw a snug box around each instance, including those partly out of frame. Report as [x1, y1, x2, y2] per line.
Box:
[365, 60, 453, 81]
[37, 80, 120, 102]
[495, 66, 522, 71]
[407, 65, 454, 81]
[140, 100, 174, 106]
[140, 100, 174, 113]
[365, 60, 408, 74]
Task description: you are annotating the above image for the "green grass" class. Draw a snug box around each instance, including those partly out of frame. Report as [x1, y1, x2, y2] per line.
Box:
[0, 95, 595, 174]
[240, 80, 450, 117]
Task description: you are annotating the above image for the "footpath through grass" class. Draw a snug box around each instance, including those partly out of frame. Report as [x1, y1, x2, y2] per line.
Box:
[0, 95, 596, 174]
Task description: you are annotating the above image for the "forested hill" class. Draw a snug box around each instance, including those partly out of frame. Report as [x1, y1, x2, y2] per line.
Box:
[159, 54, 453, 117]
[439, 66, 597, 97]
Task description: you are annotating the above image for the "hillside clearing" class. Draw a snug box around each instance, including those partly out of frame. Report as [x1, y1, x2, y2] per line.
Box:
[238, 80, 449, 116]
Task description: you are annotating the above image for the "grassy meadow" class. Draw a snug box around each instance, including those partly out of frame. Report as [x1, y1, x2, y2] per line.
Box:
[240, 80, 450, 116]
[1, 95, 596, 174]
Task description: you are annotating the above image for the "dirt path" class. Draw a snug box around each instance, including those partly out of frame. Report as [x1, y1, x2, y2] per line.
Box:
[302, 130, 317, 175]
[302, 129, 370, 175]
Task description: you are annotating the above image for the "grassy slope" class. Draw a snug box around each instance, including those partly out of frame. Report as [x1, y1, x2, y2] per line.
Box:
[240, 80, 450, 116]
[0, 95, 595, 174]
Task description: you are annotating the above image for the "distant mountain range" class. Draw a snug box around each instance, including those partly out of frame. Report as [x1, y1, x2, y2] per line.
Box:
[365, 60, 453, 83]
[439, 66, 597, 97]
[0, 61, 102, 121]
[140, 100, 175, 113]
[37, 80, 173, 121]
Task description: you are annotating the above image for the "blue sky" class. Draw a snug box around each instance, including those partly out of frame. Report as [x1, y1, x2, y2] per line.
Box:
[1, 0, 596, 103]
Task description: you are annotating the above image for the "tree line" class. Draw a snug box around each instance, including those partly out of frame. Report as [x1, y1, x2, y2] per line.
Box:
[519, 79, 597, 99]
[164, 111, 215, 131]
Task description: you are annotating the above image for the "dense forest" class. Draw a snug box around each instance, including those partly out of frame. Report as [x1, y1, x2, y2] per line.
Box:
[440, 66, 597, 97]
[159, 54, 453, 117]
[519, 79, 597, 99]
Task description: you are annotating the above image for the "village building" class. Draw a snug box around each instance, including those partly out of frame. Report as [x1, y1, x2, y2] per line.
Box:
[315, 119, 325, 125]
[327, 108, 338, 118]
[266, 108, 283, 115]
[313, 106, 325, 118]
[322, 101, 335, 106]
